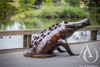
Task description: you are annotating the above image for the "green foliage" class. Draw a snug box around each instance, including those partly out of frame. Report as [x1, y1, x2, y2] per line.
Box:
[15, 6, 88, 18]
[34, 6, 87, 18]
[82, 0, 100, 14]
[0, 0, 14, 19]
[52, 0, 61, 6]
[23, 9, 35, 17]
[43, 0, 54, 6]
[15, 0, 88, 18]
[65, 0, 80, 7]
[82, 0, 100, 7]
[18, 0, 35, 10]
[34, 0, 43, 7]
[0, 0, 12, 13]
[8, 0, 13, 2]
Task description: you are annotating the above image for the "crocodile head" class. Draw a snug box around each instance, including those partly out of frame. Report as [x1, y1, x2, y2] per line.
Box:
[62, 19, 90, 31]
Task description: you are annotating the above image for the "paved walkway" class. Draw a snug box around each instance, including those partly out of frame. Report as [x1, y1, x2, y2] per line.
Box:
[0, 41, 100, 67]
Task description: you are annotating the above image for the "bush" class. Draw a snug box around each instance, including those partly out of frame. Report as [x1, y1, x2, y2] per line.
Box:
[15, 6, 88, 18]
[34, 6, 88, 18]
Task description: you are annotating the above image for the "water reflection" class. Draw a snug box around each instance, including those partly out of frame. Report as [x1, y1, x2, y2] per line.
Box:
[0, 17, 100, 30]
[6, 21, 25, 30]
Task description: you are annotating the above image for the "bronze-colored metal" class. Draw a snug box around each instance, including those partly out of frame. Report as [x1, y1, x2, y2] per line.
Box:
[24, 19, 90, 58]
[24, 52, 56, 58]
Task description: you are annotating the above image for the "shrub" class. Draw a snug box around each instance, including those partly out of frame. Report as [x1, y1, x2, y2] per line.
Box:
[34, 6, 87, 18]
[15, 6, 88, 18]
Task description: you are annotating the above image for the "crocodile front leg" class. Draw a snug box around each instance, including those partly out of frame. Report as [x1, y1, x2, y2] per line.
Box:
[58, 39, 78, 56]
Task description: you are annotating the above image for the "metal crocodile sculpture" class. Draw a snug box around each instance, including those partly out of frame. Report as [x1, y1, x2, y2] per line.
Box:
[24, 19, 90, 58]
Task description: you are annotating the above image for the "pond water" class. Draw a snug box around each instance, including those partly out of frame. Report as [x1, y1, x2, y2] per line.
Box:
[0, 17, 100, 50]
[0, 17, 100, 30]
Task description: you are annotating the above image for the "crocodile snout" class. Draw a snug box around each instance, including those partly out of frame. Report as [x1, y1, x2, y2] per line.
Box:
[82, 19, 90, 26]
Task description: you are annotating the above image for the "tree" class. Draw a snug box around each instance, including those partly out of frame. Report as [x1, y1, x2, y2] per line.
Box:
[19, 0, 35, 10]
[34, 0, 43, 8]
[82, 0, 100, 13]
[82, 0, 100, 7]
[0, 0, 13, 19]
[65, 0, 80, 7]
[52, 0, 61, 6]
[43, 0, 54, 6]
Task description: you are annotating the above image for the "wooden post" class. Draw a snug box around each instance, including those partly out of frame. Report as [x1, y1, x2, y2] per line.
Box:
[23, 35, 32, 48]
[23, 35, 27, 48]
[27, 35, 32, 48]
[91, 30, 97, 41]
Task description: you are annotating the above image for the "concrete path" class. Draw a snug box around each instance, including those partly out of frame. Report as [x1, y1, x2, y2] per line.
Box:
[0, 41, 100, 67]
